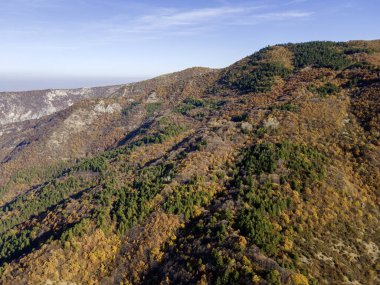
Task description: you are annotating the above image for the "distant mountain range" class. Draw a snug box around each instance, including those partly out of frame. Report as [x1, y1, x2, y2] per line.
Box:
[0, 85, 122, 125]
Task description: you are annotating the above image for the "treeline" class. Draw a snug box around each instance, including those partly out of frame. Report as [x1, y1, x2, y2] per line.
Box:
[215, 41, 372, 96]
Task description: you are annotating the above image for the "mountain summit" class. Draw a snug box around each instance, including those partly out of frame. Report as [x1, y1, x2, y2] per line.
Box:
[0, 40, 379, 285]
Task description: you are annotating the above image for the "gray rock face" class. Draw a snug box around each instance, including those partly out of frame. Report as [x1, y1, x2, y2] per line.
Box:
[0, 85, 123, 126]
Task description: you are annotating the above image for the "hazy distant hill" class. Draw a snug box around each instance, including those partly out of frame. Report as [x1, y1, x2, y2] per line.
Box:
[0, 41, 378, 285]
[0, 85, 124, 126]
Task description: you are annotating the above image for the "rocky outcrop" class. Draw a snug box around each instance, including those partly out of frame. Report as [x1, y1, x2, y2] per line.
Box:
[0, 85, 123, 126]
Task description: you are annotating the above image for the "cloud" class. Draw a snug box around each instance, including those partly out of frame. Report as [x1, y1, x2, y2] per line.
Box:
[98, 4, 313, 40]
[139, 6, 249, 27]
[103, 6, 262, 34]
[0, 1, 314, 48]
[257, 11, 313, 19]
[286, 0, 309, 5]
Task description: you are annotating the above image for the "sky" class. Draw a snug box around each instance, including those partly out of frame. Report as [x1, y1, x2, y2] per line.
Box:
[0, 0, 379, 91]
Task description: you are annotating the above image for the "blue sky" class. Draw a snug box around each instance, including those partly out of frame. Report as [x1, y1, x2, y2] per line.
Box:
[0, 0, 379, 91]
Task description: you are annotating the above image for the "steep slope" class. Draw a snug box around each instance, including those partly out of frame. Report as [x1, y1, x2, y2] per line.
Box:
[0, 85, 123, 126]
[0, 41, 379, 285]
[0, 67, 216, 204]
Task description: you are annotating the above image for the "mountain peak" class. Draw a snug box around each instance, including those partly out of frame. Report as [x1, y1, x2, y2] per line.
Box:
[0, 40, 379, 285]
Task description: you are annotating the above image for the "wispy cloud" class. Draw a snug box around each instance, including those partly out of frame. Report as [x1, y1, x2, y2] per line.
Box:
[256, 11, 313, 19]
[102, 6, 262, 34]
[0, 1, 314, 49]
[97, 4, 313, 41]
[140, 7, 240, 29]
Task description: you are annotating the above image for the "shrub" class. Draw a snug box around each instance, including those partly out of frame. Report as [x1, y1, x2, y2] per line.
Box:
[308, 82, 341, 97]
[269, 103, 299, 112]
[231, 112, 249, 122]
[146, 103, 162, 116]
[122, 101, 139, 117]
[176, 98, 205, 117]
[141, 120, 186, 144]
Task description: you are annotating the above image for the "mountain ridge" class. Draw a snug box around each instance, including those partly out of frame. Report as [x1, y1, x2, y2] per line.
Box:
[0, 40, 378, 285]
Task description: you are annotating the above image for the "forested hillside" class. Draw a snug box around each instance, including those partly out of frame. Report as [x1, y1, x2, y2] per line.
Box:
[0, 40, 379, 285]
